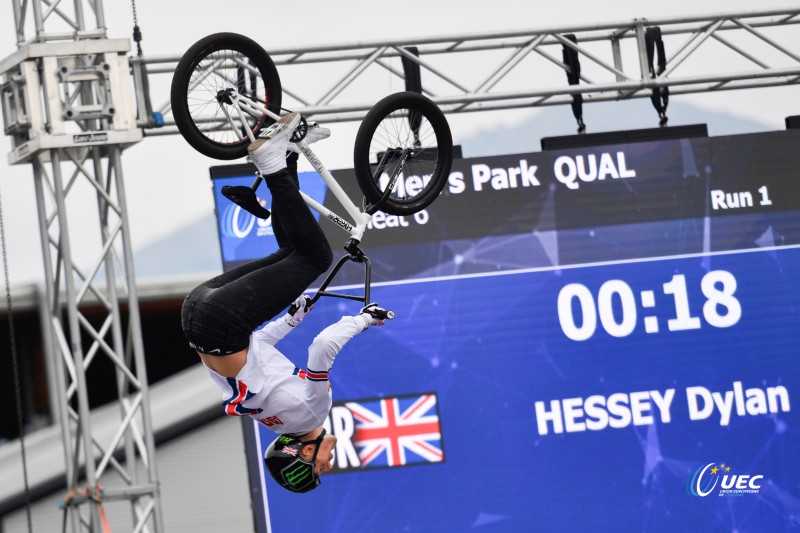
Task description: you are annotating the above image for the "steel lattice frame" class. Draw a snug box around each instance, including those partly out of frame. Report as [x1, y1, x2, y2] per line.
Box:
[139, 8, 800, 131]
[2, 1, 163, 532]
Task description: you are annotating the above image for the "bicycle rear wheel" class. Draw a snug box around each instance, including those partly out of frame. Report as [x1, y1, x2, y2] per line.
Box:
[354, 92, 453, 216]
[171, 33, 282, 160]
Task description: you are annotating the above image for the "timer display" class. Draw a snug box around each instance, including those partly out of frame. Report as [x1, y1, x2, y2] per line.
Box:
[558, 269, 742, 340]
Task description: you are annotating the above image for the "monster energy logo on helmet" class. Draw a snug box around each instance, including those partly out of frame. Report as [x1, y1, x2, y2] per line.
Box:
[282, 462, 314, 488]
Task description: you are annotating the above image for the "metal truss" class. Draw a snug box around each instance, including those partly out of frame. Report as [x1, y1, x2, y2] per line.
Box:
[140, 8, 800, 133]
[31, 145, 163, 533]
[1, 1, 163, 532]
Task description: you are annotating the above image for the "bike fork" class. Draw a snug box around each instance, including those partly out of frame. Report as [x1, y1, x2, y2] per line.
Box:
[311, 239, 372, 306]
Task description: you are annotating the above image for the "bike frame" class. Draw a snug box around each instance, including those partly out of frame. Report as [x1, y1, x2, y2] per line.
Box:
[226, 92, 373, 242]
[224, 91, 380, 306]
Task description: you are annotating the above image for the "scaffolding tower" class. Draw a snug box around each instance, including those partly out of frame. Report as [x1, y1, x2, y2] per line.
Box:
[0, 1, 163, 532]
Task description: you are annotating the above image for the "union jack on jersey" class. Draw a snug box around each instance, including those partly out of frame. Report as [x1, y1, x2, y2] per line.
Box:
[345, 393, 444, 468]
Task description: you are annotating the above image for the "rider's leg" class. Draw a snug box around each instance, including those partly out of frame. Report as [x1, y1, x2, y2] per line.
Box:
[182, 113, 331, 354]
[262, 170, 331, 267]
[194, 126, 306, 287]
[268, 151, 300, 252]
[223, 141, 332, 329]
[199, 118, 329, 281]
[249, 114, 330, 265]
[190, 152, 301, 293]
[181, 112, 332, 354]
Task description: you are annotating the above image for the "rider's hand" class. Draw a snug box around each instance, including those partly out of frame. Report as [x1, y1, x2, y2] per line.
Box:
[359, 302, 387, 329]
[285, 295, 313, 327]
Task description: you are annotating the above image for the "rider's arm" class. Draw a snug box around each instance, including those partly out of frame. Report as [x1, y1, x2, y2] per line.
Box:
[253, 315, 295, 346]
[307, 315, 367, 373]
[302, 310, 384, 414]
[252, 295, 313, 346]
[301, 316, 366, 416]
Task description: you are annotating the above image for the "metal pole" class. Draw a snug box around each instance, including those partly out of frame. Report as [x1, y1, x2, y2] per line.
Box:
[50, 149, 102, 530]
[11, 0, 22, 44]
[92, 145, 141, 527]
[110, 144, 165, 531]
[35, 283, 59, 427]
[32, 162, 80, 532]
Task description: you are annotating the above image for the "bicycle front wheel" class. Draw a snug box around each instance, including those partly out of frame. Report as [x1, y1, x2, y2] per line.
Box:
[171, 33, 282, 160]
[354, 92, 453, 216]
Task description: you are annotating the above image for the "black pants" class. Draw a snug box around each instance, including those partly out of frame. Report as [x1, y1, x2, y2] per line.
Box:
[181, 154, 333, 355]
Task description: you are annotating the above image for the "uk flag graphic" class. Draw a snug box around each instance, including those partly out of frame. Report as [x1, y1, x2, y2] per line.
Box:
[344, 393, 444, 468]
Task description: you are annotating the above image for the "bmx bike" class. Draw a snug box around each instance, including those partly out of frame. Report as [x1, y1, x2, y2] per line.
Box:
[170, 33, 454, 313]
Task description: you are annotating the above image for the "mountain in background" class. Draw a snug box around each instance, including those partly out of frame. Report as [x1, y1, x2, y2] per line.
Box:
[133, 99, 774, 280]
[456, 98, 773, 157]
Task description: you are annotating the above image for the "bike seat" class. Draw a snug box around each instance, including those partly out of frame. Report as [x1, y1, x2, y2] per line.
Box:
[221, 185, 271, 220]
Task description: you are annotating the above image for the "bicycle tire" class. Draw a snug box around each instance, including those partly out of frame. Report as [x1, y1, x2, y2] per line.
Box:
[171, 33, 282, 160]
[353, 92, 453, 216]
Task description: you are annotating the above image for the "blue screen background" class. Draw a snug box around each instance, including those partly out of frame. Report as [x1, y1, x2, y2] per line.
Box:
[208, 131, 800, 532]
[254, 245, 799, 532]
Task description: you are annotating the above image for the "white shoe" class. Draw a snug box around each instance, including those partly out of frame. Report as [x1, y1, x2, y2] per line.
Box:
[288, 122, 331, 153]
[248, 112, 302, 174]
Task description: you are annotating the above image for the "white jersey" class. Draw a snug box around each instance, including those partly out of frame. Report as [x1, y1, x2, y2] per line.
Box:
[204, 314, 365, 436]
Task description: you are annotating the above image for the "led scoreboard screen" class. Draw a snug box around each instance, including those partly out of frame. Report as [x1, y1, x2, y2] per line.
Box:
[210, 128, 800, 532]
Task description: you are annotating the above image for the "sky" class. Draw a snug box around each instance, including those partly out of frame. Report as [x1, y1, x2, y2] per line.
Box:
[0, 0, 798, 288]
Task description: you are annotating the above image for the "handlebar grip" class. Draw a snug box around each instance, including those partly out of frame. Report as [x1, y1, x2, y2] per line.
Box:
[374, 309, 395, 320]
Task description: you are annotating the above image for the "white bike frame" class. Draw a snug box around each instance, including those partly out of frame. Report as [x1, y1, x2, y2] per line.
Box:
[225, 91, 373, 242]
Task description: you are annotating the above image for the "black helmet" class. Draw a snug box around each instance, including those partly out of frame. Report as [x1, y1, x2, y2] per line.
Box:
[264, 429, 326, 493]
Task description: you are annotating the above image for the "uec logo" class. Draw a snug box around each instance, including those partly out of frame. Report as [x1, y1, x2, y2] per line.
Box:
[687, 463, 764, 497]
[221, 203, 272, 239]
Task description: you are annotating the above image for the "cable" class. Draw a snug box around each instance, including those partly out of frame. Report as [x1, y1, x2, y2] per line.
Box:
[0, 182, 33, 531]
[130, 0, 142, 56]
[129, 0, 160, 127]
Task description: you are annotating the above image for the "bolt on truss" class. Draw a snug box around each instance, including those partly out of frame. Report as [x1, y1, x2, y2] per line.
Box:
[140, 8, 800, 132]
[2, 0, 164, 531]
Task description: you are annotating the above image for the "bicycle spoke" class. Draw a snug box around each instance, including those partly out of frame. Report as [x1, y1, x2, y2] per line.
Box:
[185, 48, 268, 145]
[172, 33, 282, 159]
[367, 109, 441, 203]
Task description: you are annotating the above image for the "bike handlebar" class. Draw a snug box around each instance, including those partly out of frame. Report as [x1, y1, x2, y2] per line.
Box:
[373, 309, 395, 320]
